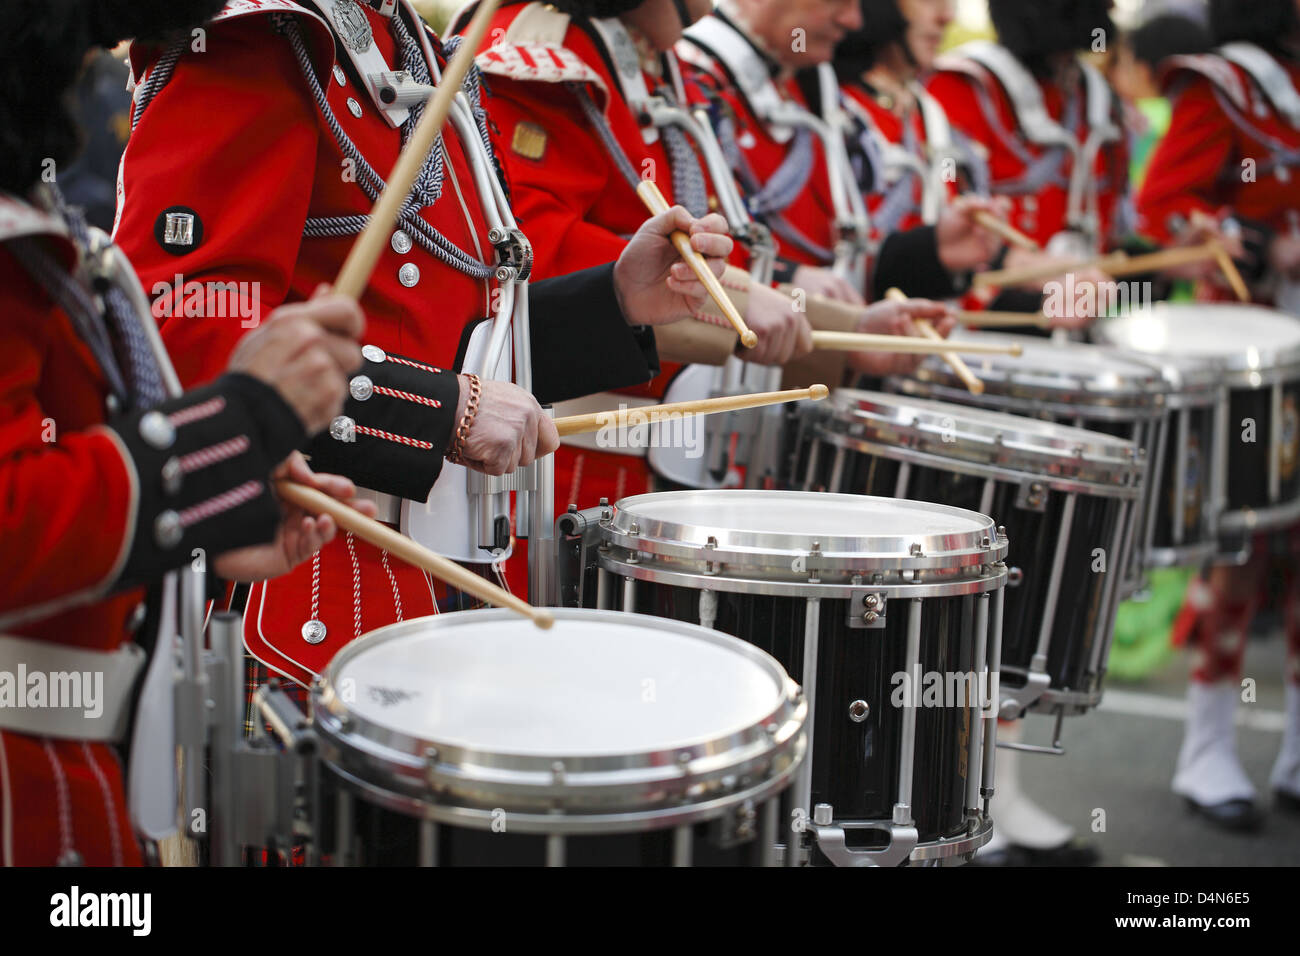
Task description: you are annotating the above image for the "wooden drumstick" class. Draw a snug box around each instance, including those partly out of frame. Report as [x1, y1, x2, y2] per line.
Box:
[333, 0, 501, 300]
[972, 251, 1130, 289]
[956, 310, 1052, 329]
[275, 480, 555, 630]
[885, 288, 985, 395]
[1210, 240, 1252, 303]
[810, 330, 1023, 356]
[635, 179, 758, 349]
[971, 210, 1039, 251]
[973, 242, 1242, 290]
[553, 384, 828, 438]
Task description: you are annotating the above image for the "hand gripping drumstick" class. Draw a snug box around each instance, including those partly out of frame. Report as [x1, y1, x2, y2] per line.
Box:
[332, 0, 501, 300]
[766, 282, 1027, 353]
[884, 288, 986, 395]
[1209, 240, 1252, 303]
[553, 384, 829, 438]
[971, 210, 1039, 251]
[276, 481, 555, 630]
[635, 179, 759, 349]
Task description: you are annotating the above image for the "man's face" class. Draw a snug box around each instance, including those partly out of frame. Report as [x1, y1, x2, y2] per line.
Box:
[743, 0, 865, 68]
[899, 0, 953, 72]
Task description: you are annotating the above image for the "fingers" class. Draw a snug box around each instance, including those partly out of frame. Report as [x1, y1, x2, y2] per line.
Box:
[688, 214, 734, 262]
[897, 298, 952, 322]
[537, 416, 560, 458]
[273, 293, 366, 340]
[793, 314, 813, 357]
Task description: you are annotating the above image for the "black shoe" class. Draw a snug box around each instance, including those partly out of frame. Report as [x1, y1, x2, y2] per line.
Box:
[1017, 841, 1101, 866]
[969, 840, 1100, 867]
[1274, 789, 1300, 814]
[1182, 796, 1263, 832]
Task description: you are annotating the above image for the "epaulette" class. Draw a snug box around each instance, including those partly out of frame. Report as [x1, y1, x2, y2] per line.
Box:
[0, 193, 75, 266]
[1160, 53, 1250, 113]
[474, 1, 608, 104]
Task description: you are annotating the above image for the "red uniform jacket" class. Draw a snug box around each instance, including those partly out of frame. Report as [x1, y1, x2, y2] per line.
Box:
[115, 0, 658, 685]
[475, 3, 735, 508]
[676, 11, 843, 275]
[0, 191, 307, 865]
[841, 81, 956, 238]
[1137, 49, 1300, 247]
[928, 46, 1128, 251]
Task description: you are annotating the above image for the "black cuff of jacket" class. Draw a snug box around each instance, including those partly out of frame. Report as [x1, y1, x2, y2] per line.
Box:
[1233, 216, 1276, 283]
[771, 258, 799, 285]
[528, 263, 660, 405]
[984, 288, 1053, 337]
[304, 347, 459, 501]
[871, 226, 962, 301]
[111, 373, 306, 589]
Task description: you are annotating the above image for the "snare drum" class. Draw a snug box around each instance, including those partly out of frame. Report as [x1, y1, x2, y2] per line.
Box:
[1096, 304, 1300, 544]
[1102, 350, 1225, 568]
[311, 607, 806, 866]
[802, 389, 1143, 720]
[562, 488, 1007, 867]
[889, 330, 1167, 595]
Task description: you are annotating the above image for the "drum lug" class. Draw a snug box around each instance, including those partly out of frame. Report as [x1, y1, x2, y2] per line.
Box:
[710, 798, 759, 849]
[997, 669, 1052, 719]
[1015, 479, 1049, 512]
[806, 817, 920, 868]
[848, 590, 887, 629]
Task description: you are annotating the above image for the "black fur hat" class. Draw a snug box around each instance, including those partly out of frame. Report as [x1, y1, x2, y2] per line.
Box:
[545, 0, 648, 20]
[989, 0, 1116, 68]
[0, 0, 225, 196]
[88, 0, 228, 45]
[1209, 0, 1299, 49]
[832, 0, 909, 81]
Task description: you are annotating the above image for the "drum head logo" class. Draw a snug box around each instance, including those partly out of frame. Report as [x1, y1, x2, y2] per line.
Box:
[1280, 394, 1298, 483]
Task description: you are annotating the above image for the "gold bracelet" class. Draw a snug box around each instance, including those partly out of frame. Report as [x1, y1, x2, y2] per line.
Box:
[446, 373, 481, 464]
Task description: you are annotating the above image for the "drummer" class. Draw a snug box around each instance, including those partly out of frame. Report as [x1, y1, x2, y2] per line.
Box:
[0, 0, 381, 865]
[468, 0, 957, 506]
[112, 0, 736, 696]
[1136, 0, 1300, 831]
[806, 0, 1021, 307]
[926, 0, 1133, 322]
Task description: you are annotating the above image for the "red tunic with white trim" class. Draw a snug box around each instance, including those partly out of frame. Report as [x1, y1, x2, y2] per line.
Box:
[841, 81, 953, 238]
[476, 3, 733, 507]
[115, 0, 658, 686]
[0, 192, 307, 866]
[676, 12, 842, 273]
[927, 51, 1128, 250]
[1137, 52, 1300, 244]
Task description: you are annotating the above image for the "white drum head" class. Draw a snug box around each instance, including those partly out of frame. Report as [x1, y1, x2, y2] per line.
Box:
[313, 608, 805, 826]
[334, 613, 781, 756]
[1098, 303, 1300, 372]
[899, 329, 1166, 416]
[617, 487, 989, 540]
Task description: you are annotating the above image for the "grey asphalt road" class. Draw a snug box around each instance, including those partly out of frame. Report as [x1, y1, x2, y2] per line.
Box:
[1015, 631, 1300, 866]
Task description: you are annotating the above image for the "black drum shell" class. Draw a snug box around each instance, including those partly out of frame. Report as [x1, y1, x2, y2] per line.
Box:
[598, 585, 983, 847]
[1151, 404, 1216, 552]
[1225, 382, 1300, 513]
[805, 441, 1123, 706]
[313, 784, 782, 866]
